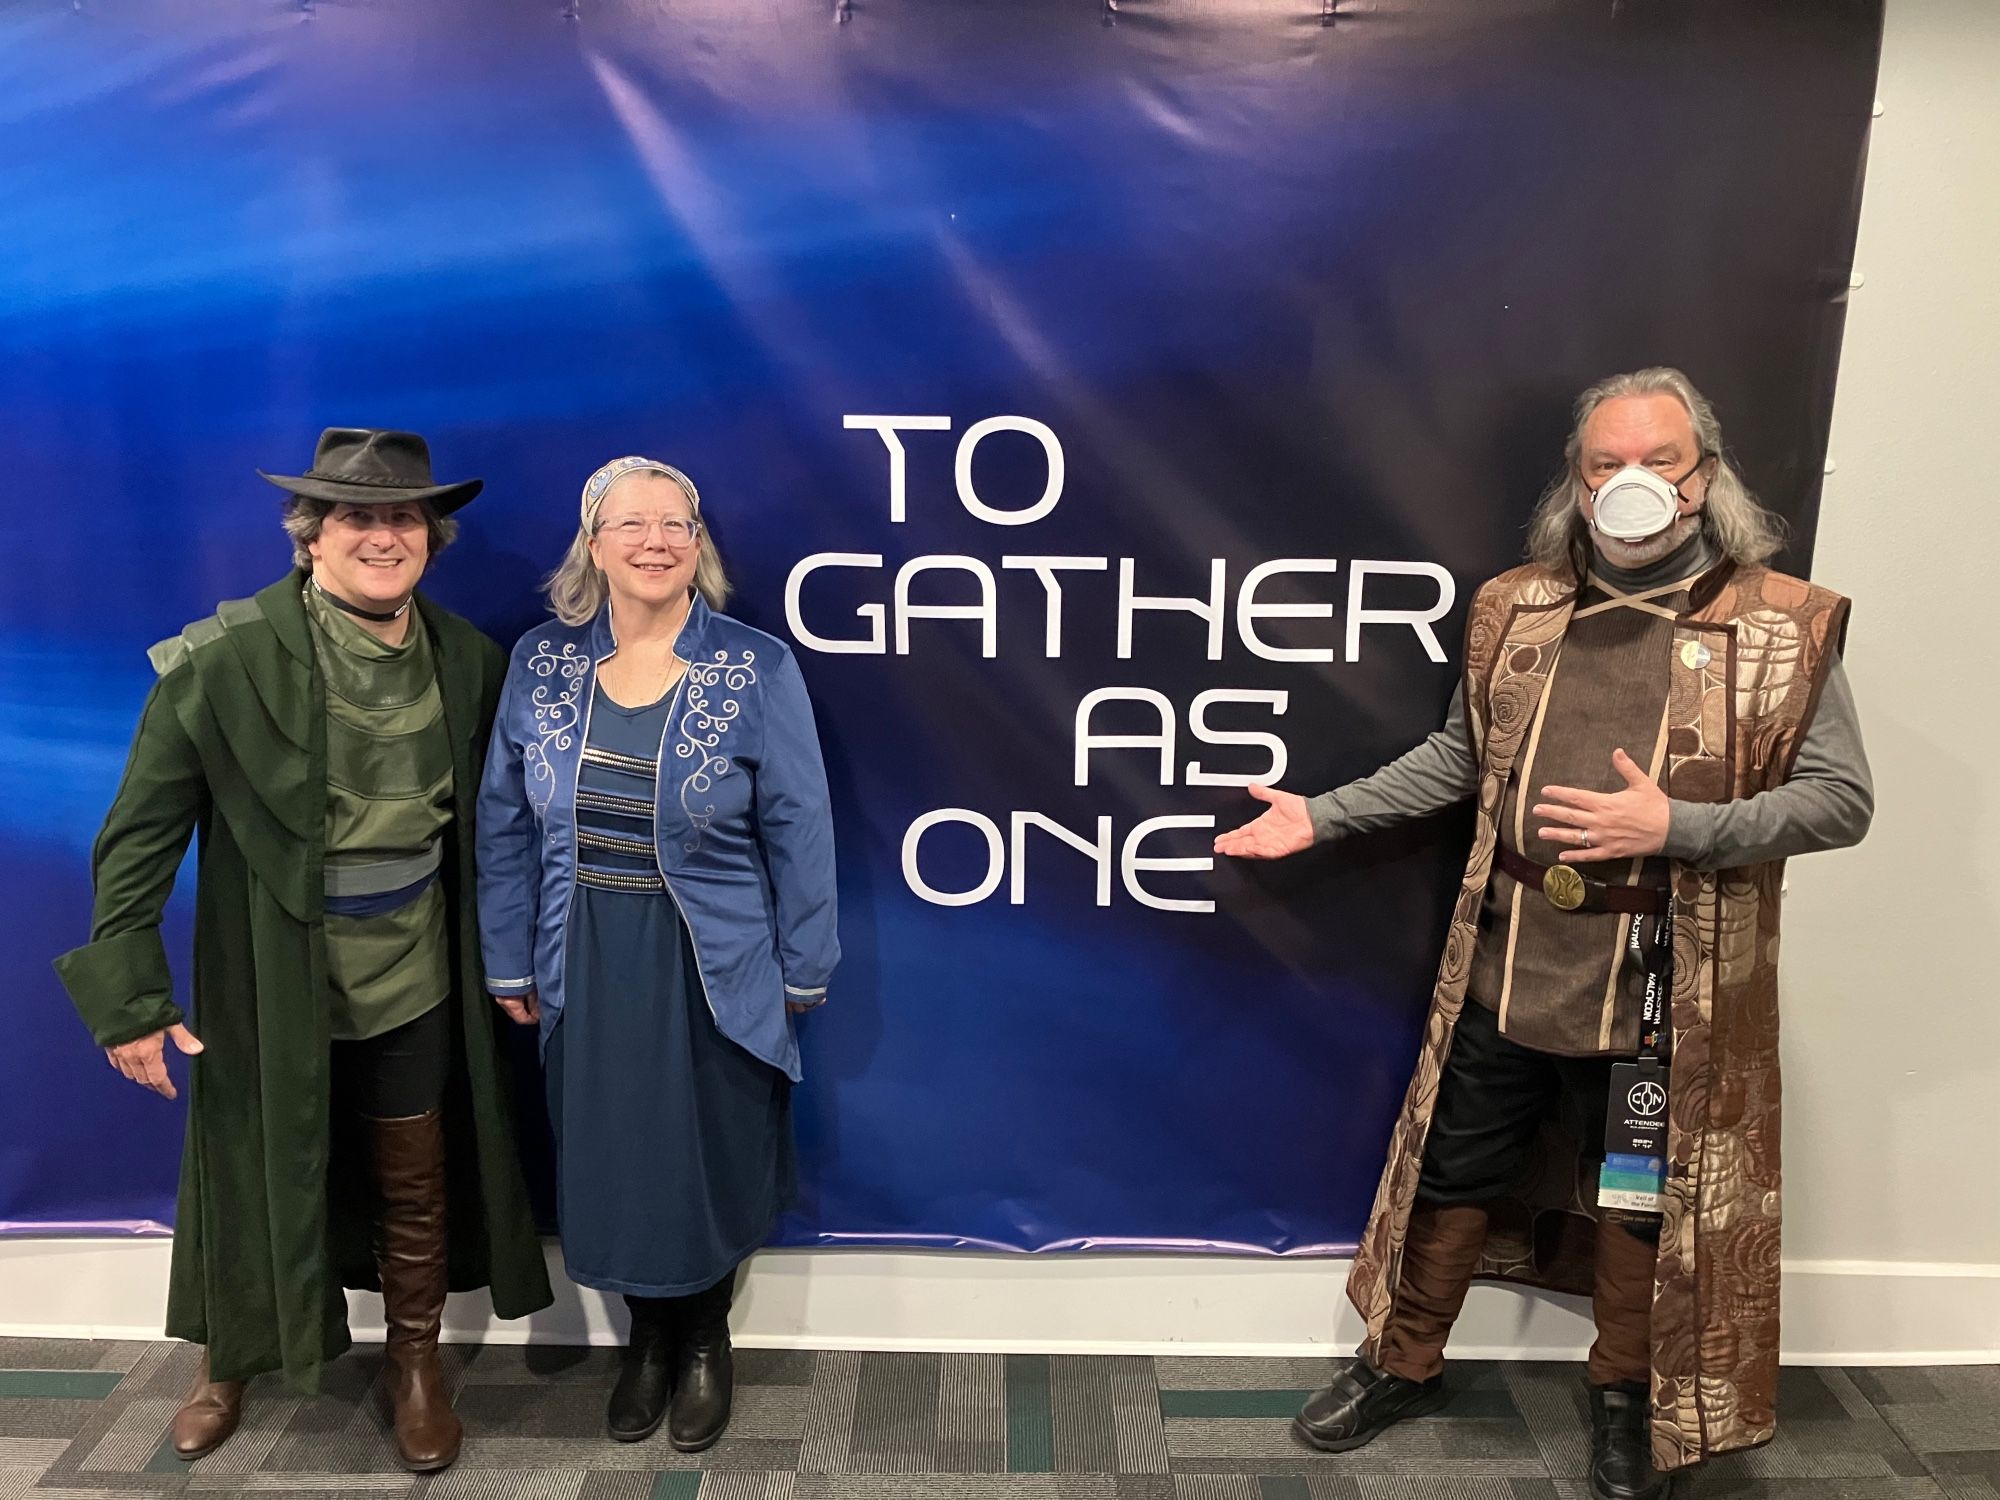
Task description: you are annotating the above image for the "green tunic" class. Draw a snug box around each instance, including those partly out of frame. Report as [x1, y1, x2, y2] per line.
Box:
[303, 583, 454, 1041]
[52, 571, 552, 1389]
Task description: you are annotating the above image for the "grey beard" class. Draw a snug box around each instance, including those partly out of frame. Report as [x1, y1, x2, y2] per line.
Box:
[1591, 511, 1701, 569]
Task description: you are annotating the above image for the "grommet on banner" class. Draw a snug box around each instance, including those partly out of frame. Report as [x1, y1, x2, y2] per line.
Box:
[834, 0, 852, 23]
[1101, 0, 1117, 27]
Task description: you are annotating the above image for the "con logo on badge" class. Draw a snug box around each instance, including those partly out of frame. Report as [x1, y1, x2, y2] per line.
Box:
[1627, 1080, 1667, 1119]
[1679, 640, 1712, 670]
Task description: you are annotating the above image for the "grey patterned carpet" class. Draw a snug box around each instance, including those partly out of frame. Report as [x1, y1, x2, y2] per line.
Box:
[1, 1338, 1993, 1500]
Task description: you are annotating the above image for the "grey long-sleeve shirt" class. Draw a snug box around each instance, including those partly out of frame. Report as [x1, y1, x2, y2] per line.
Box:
[1305, 559, 1874, 871]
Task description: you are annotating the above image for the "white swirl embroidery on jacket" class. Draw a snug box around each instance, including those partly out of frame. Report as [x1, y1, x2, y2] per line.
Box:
[524, 640, 588, 841]
[674, 649, 757, 852]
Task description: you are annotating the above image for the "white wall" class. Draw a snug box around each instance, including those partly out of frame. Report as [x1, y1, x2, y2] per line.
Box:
[1779, 0, 2000, 1297]
[5, 0, 1997, 1363]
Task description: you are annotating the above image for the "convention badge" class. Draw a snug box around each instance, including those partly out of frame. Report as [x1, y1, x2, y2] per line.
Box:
[1598, 1058, 1669, 1213]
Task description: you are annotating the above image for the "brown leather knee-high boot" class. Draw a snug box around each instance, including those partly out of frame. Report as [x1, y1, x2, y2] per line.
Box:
[1376, 1203, 1490, 1382]
[1587, 1211, 1661, 1388]
[170, 1349, 247, 1460]
[370, 1111, 462, 1473]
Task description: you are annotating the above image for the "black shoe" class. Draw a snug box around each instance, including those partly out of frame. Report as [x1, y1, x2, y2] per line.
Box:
[607, 1297, 674, 1442]
[667, 1279, 735, 1453]
[1293, 1357, 1447, 1453]
[1590, 1383, 1672, 1500]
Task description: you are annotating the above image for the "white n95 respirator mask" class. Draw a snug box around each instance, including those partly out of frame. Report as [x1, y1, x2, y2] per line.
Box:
[1587, 459, 1704, 542]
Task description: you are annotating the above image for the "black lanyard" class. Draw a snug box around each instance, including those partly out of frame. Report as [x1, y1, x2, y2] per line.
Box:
[1628, 895, 1676, 1063]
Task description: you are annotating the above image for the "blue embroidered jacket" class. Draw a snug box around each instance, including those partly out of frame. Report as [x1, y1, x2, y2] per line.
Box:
[476, 598, 839, 1081]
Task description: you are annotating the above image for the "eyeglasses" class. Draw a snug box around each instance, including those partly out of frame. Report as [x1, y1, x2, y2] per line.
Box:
[597, 515, 702, 546]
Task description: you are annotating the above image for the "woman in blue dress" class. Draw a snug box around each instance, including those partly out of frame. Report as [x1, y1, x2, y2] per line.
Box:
[477, 456, 839, 1450]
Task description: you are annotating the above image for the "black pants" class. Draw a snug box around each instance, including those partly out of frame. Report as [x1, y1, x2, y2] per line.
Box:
[331, 1001, 450, 1119]
[1379, 998, 1660, 1387]
[1417, 997, 1658, 1246]
[1418, 999, 1615, 1200]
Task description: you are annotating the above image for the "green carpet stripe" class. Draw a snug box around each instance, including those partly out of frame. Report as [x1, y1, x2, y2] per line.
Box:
[1158, 1389, 1314, 1418]
[1005, 1352, 1053, 1472]
[0, 1369, 124, 1398]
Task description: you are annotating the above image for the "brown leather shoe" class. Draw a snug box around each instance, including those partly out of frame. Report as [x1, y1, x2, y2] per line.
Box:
[370, 1110, 463, 1473]
[170, 1351, 246, 1460]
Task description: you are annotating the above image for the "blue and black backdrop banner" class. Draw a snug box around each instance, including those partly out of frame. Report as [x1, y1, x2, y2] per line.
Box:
[0, 1, 1881, 1251]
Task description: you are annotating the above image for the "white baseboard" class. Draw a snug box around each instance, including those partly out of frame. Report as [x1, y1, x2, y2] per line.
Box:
[1, 1238, 1993, 1364]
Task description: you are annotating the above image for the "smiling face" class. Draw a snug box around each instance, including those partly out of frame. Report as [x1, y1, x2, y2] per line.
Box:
[1575, 393, 1714, 568]
[586, 471, 702, 611]
[306, 500, 431, 607]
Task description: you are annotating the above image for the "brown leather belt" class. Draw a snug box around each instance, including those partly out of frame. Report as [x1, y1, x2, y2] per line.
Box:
[1496, 844, 1669, 915]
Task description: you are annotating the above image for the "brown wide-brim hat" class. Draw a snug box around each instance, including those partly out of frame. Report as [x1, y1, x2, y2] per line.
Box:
[258, 427, 483, 514]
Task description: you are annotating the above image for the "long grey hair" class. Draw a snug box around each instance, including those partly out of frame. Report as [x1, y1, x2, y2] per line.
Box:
[1524, 367, 1786, 576]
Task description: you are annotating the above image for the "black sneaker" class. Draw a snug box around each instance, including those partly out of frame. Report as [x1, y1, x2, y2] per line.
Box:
[1293, 1357, 1447, 1453]
[1589, 1383, 1673, 1500]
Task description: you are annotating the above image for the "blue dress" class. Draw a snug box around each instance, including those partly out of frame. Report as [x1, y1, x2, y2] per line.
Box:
[545, 679, 795, 1297]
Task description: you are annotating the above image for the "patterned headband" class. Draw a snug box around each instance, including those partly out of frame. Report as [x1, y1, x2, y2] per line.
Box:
[580, 455, 704, 529]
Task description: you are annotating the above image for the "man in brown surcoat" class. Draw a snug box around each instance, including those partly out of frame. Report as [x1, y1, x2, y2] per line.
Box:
[1218, 367, 1872, 1500]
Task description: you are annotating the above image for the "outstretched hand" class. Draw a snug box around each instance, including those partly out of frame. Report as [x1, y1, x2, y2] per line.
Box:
[1213, 784, 1315, 861]
[1533, 748, 1671, 863]
[105, 1022, 203, 1099]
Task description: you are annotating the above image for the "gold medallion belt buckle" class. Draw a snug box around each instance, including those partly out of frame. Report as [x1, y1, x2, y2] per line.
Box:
[1542, 865, 1587, 912]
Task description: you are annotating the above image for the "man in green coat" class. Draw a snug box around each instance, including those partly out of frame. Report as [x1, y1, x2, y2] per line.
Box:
[54, 429, 552, 1472]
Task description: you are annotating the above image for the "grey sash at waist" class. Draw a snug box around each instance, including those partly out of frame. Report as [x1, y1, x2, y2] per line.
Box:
[324, 838, 443, 899]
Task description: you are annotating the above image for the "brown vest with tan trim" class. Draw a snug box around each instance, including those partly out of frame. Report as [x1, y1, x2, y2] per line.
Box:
[1467, 567, 1701, 1055]
[1344, 559, 1850, 1471]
